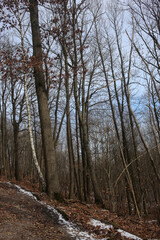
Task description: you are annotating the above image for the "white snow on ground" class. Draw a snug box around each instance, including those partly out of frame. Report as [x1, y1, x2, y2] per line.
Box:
[117, 229, 142, 240]
[14, 184, 37, 200]
[90, 219, 142, 240]
[147, 220, 157, 223]
[5, 182, 143, 240]
[90, 219, 113, 231]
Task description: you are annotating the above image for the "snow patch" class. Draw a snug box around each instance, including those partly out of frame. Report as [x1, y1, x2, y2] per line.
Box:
[90, 219, 142, 240]
[117, 229, 142, 240]
[147, 220, 157, 223]
[14, 184, 37, 200]
[90, 219, 113, 231]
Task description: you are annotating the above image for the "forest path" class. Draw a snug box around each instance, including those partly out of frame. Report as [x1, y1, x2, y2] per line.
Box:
[0, 182, 74, 240]
[0, 181, 159, 240]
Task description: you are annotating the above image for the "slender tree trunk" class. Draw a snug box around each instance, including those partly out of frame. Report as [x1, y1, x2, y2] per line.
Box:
[24, 75, 46, 191]
[126, 32, 160, 183]
[1, 103, 8, 177]
[113, 23, 142, 215]
[75, 108, 82, 201]
[79, 121, 89, 202]
[14, 123, 21, 180]
[95, 20, 140, 215]
[65, 72, 75, 199]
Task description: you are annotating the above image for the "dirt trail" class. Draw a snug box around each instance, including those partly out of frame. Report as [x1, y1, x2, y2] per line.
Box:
[0, 182, 74, 240]
[0, 181, 159, 240]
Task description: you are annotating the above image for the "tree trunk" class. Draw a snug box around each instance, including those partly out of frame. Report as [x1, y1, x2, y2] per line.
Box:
[24, 75, 46, 191]
[29, 0, 61, 199]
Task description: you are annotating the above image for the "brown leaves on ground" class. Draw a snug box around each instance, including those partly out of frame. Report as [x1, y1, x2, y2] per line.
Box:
[53, 200, 160, 239]
[0, 177, 160, 239]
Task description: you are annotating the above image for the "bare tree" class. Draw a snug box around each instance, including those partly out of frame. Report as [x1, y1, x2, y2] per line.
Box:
[29, 0, 61, 199]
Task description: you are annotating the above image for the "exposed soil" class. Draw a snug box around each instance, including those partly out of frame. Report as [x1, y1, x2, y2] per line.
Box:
[0, 182, 74, 240]
[0, 178, 160, 240]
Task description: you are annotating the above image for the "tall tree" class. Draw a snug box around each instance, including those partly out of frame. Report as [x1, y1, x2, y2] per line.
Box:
[29, 0, 61, 199]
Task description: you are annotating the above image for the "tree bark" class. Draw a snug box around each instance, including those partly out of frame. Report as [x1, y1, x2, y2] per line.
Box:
[24, 75, 46, 191]
[29, 0, 61, 199]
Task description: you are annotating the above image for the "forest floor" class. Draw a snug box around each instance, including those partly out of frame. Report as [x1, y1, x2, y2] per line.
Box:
[0, 177, 159, 240]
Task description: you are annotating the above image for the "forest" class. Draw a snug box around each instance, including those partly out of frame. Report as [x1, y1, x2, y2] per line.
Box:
[0, 0, 160, 221]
